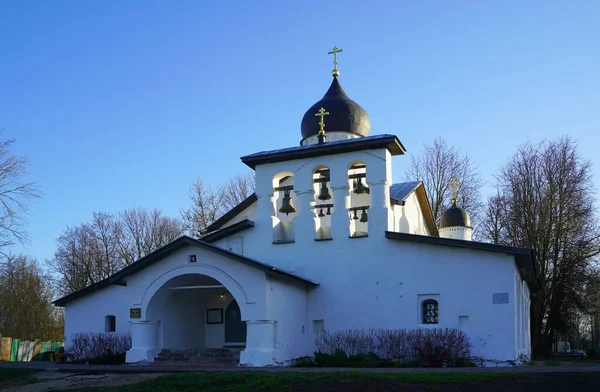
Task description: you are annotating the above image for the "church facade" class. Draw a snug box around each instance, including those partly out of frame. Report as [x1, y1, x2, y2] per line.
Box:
[54, 51, 538, 366]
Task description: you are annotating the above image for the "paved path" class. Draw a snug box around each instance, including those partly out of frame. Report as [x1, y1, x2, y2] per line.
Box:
[1, 361, 600, 374]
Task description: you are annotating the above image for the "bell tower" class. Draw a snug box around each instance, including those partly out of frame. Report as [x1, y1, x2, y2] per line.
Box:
[241, 47, 405, 246]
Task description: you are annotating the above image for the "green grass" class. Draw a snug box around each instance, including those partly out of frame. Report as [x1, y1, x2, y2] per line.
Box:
[63, 371, 512, 392]
[0, 368, 41, 387]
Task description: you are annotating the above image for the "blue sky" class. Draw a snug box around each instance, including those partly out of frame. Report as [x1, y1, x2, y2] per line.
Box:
[1, 0, 598, 262]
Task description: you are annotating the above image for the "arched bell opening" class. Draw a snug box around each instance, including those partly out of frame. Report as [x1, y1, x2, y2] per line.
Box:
[272, 172, 296, 243]
[348, 161, 370, 237]
[312, 166, 333, 240]
[145, 274, 247, 354]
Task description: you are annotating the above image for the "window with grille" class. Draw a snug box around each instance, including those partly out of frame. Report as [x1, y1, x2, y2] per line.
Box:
[422, 300, 439, 324]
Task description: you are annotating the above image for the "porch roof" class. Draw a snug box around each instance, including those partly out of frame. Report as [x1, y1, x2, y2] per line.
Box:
[52, 235, 319, 307]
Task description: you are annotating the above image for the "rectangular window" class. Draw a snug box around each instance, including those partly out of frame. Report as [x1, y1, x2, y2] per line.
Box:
[313, 319, 325, 333]
[226, 237, 244, 255]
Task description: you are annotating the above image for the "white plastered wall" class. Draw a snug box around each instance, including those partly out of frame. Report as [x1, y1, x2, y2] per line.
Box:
[266, 276, 310, 363]
[63, 285, 130, 348]
[392, 191, 430, 235]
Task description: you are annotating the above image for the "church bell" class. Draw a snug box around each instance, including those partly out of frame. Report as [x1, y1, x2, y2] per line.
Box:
[351, 209, 359, 220]
[317, 181, 332, 201]
[318, 208, 325, 218]
[359, 208, 368, 223]
[278, 189, 296, 215]
[353, 177, 368, 194]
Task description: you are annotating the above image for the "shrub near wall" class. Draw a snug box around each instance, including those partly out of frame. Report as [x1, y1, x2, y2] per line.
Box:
[66, 332, 132, 364]
[299, 328, 472, 368]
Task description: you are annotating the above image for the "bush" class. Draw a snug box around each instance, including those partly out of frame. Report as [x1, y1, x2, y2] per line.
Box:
[66, 332, 131, 364]
[311, 350, 396, 368]
[87, 353, 127, 365]
[289, 356, 317, 367]
[308, 328, 472, 368]
[51, 347, 65, 363]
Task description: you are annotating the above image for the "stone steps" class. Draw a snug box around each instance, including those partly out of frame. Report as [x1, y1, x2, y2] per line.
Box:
[154, 348, 242, 366]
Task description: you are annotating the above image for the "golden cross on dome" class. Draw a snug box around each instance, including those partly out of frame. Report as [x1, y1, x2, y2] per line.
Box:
[449, 177, 459, 205]
[327, 46, 343, 77]
[315, 107, 330, 136]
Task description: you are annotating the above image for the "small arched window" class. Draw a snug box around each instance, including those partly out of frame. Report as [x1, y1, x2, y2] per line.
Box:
[422, 300, 439, 324]
[105, 315, 116, 332]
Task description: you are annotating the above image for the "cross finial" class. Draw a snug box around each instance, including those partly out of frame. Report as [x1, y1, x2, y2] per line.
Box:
[327, 46, 343, 77]
[449, 177, 459, 205]
[315, 107, 330, 136]
[315, 107, 330, 144]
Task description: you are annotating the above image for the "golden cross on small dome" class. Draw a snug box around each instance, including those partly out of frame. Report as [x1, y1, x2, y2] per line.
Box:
[449, 177, 459, 205]
[315, 107, 330, 136]
[327, 46, 343, 77]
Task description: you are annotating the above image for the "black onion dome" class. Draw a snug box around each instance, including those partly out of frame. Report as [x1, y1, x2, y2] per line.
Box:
[301, 77, 371, 142]
[439, 204, 472, 229]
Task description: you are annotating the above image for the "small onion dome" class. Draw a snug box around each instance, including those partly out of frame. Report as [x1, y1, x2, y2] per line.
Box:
[300, 77, 371, 143]
[439, 203, 472, 229]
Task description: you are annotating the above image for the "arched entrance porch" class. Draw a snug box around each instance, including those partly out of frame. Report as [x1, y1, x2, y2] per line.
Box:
[126, 267, 254, 364]
[146, 273, 247, 351]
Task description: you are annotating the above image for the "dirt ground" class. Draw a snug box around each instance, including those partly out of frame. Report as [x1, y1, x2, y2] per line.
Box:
[2, 372, 165, 391]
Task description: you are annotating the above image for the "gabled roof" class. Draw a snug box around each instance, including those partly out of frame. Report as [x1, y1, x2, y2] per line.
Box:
[241, 134, 406, 170]
[204, 194, 257, 233]
[390, 181, 438, 236]
[390, 181, 421, 200]
[53, 235, 319, 307]
[201, 219, 254, 243]
[385, 231, 540, 292]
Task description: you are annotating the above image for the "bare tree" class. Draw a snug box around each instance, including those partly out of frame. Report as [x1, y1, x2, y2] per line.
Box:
[181, 172, 255, 237]
[480, 192, 505, 245]
[482, 136, 600, 355]
[222, 172, 255, 211]
[591, 272, 600, 355]
[118, 207, 184, 264]
[48, 209, 184, 296]
[0, 132, 41, 252]
[404, 137, 483, 229]
[0, 254, 63, 340]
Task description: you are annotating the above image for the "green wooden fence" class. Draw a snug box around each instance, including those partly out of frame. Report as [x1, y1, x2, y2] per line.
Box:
[0, 336, 63, 362]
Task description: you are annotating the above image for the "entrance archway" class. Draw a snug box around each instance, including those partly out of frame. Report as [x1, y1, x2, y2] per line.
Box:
[145, 273, 247, 352]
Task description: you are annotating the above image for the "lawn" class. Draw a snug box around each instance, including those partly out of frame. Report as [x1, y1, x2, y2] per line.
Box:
[60, 371, 600, 392]
[61, 371, 509, 392]
[0, 367, 41, 388]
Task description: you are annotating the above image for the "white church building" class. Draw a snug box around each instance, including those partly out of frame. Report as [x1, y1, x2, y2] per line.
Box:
[54, 52, 539, 366]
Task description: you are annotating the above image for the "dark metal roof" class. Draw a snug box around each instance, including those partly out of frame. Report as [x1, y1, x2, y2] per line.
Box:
[440, 205, 472, 228]
[52, 235, 319, 307]
[385, 231, 540, 292]
[300, 77, 371, 143]
[204, 194, 257, 233]
[390, 181, 422, 202]
[200, 219, 254, 243]
[241, 134, 406, 170]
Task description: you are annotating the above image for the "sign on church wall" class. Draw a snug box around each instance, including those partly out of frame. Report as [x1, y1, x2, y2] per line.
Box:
[130, 308, 142, 319]
[492, 293, 509, 304]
